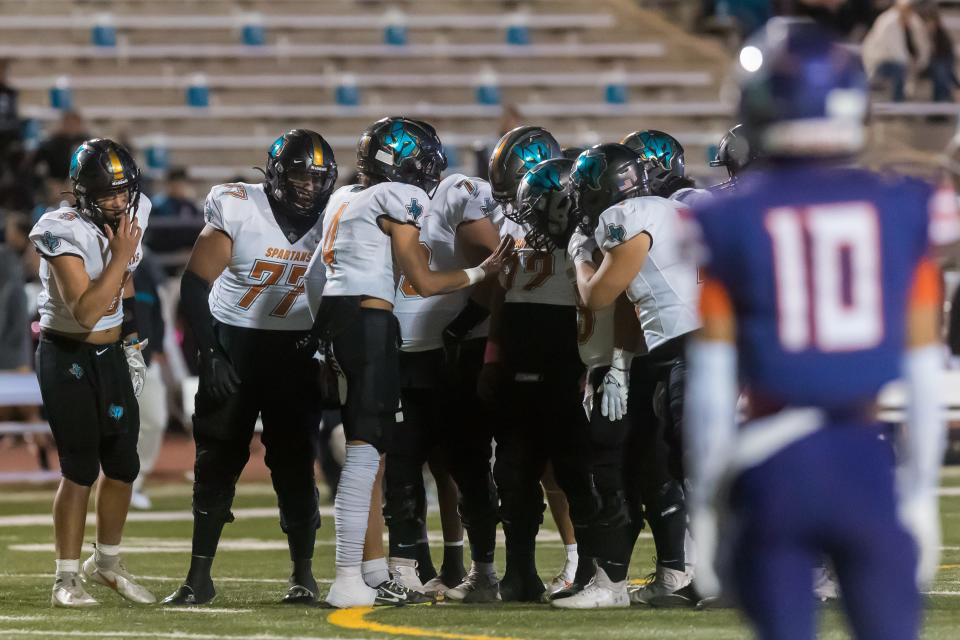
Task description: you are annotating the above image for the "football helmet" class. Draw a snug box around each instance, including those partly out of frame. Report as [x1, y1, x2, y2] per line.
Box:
[264, 129, 338, 217]
[738, 18, 868, 158]
[514, 158, 575, 253]
[69, 138, 141, 231]
[488, 125, 561, 220]
[621, 130, 687, 198]
[710, 124, 757, 179]
[562, 146, 585, 160]
[569, 144, 649, 235]
[357, 117, 447, 195]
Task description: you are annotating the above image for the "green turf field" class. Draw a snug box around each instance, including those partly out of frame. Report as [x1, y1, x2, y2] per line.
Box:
[3, 475, 960, 640]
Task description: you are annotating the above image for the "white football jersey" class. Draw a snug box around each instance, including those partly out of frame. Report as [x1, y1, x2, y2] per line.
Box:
[498, 217, 577, 307]
[595, 196, 701, 351]
[670, 187, 713, 207]
[306, 181, 424, 305]
[394, 174, 497, 351]
[204, 182, 322, 331]
[30, 197, 152, 334]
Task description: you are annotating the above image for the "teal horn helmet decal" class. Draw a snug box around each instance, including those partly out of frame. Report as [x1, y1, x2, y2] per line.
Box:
[571, 154, 607, 190]
[384, 122, 419, 162]
[523, 162, 563, 194]
[638, 131, 674, 169]
[513, 141, 553, 171]
[269, 136, 285, 158]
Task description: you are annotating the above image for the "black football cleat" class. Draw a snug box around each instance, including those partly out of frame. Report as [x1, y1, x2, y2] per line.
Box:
[281, 583, 317, 605]
[498, 568, 545, 603]
[161, 583, 216, 606]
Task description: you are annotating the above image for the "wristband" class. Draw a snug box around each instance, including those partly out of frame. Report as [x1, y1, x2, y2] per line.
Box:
[484, 340, 502, 364]
[611, 348, 634, 371]
[464, 266, 485, 286]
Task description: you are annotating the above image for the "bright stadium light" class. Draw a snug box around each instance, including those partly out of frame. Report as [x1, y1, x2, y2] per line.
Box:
[739, 46, 763, 73]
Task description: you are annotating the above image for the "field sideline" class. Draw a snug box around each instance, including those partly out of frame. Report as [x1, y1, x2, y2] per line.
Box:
[3, 476, 960, 640]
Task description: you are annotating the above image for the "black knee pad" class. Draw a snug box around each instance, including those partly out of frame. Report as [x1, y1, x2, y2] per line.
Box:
[458, 472, 500, 530]
[101, 455, 139, 485]
[60, 450, 100, 487]
[276, 484, 320, 533]
[193, 481, 237, 524]
[383, 481, 424, 527]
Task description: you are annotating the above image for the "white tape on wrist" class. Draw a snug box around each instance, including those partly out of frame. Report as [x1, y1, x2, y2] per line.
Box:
[464, 266, 485, 286]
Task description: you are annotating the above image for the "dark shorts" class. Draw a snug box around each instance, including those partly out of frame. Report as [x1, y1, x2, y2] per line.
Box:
[36, 332, 140, 486]
[331, 306, 401, 452]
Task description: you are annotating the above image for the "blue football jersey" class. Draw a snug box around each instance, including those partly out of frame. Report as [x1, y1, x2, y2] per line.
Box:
[694, 163, 958, 410]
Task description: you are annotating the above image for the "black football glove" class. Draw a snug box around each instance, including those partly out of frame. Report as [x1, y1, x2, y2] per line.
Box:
[199, 347, 241, 402]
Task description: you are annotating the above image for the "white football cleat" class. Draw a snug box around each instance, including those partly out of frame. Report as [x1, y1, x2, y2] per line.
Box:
[813, 566, 840, 602]
[129, 491, 152, 510]
[388, 557, 426, 593]
[51, 575, 99, 608]
[546, 573, 574, 598]
[421, 575, 454, 596]
[325, 574, 377, 608]
[82, 554, 156, 604]
[551, 567, 629, 609]
[629, 565, 693, 606]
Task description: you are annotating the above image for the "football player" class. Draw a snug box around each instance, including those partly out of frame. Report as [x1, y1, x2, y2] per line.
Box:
[687, 21, 959, 639]
[568, 143, 701, 605]
[390, 167, 503, 601]
[304, 117, 512, 608]
[484, 126, 595, 601]
[30, 139, 154, 607]
[511, 157, 645, 609]
[163, 130, 337, 606]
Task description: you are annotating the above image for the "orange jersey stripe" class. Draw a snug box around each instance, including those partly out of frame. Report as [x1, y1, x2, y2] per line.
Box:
[909, 257, 941, 308]
[700, 276, 734, 321]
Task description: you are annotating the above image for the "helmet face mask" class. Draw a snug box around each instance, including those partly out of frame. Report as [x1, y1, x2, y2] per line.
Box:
[69, 138, 141, 231]
[514, 158, 575, 252]
[265, 129, 338, 217]
[488, 126, 562, 220]
[711, 123, 758, 181]
[357, 117, 447, 197]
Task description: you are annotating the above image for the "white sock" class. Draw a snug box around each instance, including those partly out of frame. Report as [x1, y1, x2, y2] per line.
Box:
[475, 561, 496, 577]
[55, 559, 79, 577]
[362, 557, 390, 587]
[334, 444, 380, 573]
[444, 541, 464, 547]
[562, 543, 578, 582]
[96, 542, 120, 557]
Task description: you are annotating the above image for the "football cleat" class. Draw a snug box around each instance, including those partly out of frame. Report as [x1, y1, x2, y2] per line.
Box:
[629, 565, 694, 607]
[82, 554, 156, 604]
[813, 566, 840, 602]
[547, 581, 584, 601]
[546, 573, 573, 597]
[373, 578, 435, 606]
[445, 565, 501, 603]
[498, 567, 545, 603]
[388, 557, 426, 593]
[51, 575, 99, 608]
[161, 583, 216, 606]
[421, 575, 455, 596]
[281, 583, 317, 605]
[325, 574, 377, 609]
[551, 568, 629, 609]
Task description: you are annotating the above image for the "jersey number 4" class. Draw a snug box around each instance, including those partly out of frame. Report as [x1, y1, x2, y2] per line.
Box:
[765, 203, 883, 352]
[237, 259, 307, 317]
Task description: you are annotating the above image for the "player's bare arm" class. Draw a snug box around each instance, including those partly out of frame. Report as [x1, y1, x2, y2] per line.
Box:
[184, 224, 233, 284]
[48, 212, 141, 333]
[574, 233, 650, 311]
[385, 219, 513, 297]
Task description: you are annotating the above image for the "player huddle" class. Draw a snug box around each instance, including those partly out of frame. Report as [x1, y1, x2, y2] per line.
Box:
[29, 19, 958, 640]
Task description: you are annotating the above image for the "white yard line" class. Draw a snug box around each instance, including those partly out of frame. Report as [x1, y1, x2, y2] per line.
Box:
[0, 573, 312, 584]
[160, 608, 254, 614]
[0, 507, 334, 528]
[0, 484, 280, 503]
[0, 618, 42, 623]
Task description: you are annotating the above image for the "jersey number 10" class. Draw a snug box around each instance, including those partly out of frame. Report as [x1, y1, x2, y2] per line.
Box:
[765, 203, 883, 352]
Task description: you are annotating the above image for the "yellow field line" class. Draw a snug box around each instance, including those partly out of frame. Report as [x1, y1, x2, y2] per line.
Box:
[940, 564, 960, 570]
[327, 606, 521, 640]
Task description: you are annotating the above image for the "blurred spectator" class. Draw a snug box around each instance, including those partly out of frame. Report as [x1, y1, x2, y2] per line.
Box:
[32, 110, 89, 182]
[0, 240, 28, 370]
[3, 212, 39, 282]
[131, 249, 170, 510]
[0, 59, 19, 156]
[151, 167, 201, 218]
[862, 0, 931, 102]
[924, 10, 957, 102]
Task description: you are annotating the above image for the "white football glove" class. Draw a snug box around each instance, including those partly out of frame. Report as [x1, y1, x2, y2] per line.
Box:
[567, 228, 598, 265]
[600, 366, 629, 421]
[124, 339, 148, 398]
[898, 492, 941, 590]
